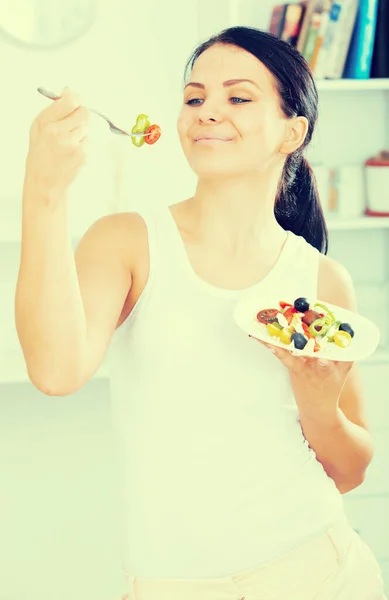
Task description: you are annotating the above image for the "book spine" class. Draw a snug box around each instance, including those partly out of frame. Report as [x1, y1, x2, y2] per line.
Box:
[343, 0, 380, 79]
[280, 4, 305, 46]
[296, 0, 316, 53]
[303, 11, 322, 63]
[370, 0, 389, 77]
[312, 1, 339, 78]
[269, 4, 287, 37]
[310, 2, 332, 73]
[324, 0, 359, 79]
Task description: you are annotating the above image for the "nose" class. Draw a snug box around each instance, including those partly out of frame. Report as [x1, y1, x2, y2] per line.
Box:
[198, 114, 217, 123]
[197, 102, 222, 124]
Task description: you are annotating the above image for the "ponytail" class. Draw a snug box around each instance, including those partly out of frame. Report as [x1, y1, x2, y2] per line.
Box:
[275, 153, 328, 255]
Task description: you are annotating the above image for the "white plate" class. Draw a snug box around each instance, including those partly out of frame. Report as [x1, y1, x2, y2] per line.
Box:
[233, 293, 380, 362]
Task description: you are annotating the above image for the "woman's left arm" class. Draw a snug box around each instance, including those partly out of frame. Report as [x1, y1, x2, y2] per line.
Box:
[261, 256, 375, 494]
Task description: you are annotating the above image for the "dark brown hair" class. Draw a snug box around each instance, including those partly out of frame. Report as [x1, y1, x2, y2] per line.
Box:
[184, 26, 328, 254]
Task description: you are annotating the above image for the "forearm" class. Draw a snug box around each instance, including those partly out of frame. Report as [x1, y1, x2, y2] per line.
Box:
[15, 180, 88, 391]
[299, 406, 374, 493]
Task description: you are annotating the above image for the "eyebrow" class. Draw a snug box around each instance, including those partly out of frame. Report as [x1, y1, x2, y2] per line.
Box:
[184, 78, 262, 91]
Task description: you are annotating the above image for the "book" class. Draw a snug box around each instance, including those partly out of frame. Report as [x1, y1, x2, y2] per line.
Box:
[342, 0, 380, 79]
[269, 4, 288, 38]
[269, 3, 307, 46]
[314, 0, 359, 79]
[309, 0, 333, 73]
[302, 8, 323, 63]
[296, 0, 317, 53]
[280, 3, 307, 46]
[370, 0, 389, 78]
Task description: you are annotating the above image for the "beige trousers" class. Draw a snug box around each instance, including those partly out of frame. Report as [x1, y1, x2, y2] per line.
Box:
[121, 519, 387, 600]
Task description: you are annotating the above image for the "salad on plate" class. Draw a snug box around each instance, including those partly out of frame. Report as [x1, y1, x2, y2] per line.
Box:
[256, 297, 355, 354]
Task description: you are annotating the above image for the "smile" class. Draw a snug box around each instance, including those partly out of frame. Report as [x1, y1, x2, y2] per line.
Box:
[194, 138, 232, 143]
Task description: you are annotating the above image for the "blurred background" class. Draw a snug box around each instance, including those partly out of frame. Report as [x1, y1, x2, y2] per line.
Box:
[0, 0, 388, 598]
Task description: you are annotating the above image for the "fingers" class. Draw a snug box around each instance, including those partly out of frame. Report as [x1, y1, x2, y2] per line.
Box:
[250, 337, 298, 369]
[43, 108, 89, 143]
[66, 125, 88, 144]
[249, 336, 351, 375]
[38, 87, 85, 126]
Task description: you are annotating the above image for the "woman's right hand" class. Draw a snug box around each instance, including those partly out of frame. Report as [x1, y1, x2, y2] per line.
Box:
[25, 87, 90, 201]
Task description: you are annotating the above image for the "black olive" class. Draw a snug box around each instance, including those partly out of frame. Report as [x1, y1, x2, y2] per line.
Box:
[294, 297, 310, 312]
[291, 332, 308, 350]
[339, 323, 355, 338]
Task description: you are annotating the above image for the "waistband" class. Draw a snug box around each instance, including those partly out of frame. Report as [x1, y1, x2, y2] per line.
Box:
[122, 517, 355, 600]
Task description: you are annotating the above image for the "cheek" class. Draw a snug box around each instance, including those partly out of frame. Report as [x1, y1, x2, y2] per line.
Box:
[177, 109, 191, 139]
[249, 114, 286, 154]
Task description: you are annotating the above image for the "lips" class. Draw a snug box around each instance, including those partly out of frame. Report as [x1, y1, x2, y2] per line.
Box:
[194, 136, 232, 142]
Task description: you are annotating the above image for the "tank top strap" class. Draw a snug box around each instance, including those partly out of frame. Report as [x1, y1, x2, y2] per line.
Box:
[132, 207, 160, 280]
[284, 230, 321, 300]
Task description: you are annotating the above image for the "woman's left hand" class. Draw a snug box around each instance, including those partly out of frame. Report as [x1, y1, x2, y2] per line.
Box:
[254, 338, 353, 421]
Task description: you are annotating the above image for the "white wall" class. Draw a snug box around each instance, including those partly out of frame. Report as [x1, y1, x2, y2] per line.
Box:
[0, 1, 201, 599]
[0, 0, 200, 237]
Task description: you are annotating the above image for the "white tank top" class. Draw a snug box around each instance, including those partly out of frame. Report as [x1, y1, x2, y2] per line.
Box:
[107, 205, 345, 579]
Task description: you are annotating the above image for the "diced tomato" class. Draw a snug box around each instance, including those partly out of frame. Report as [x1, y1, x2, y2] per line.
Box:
[279, 301, 293, 310]
[301, 322, 312, 338]
[283, 306, 298, 324]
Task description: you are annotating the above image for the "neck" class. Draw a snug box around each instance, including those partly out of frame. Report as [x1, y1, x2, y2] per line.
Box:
[186, 170, 286, 255]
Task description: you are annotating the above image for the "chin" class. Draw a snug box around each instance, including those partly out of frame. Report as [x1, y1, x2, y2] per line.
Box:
[189, 155, 245, 178]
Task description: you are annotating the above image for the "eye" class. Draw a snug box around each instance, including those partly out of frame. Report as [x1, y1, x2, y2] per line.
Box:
[230, 97, 251, 104]
[186, 98, 203, 106]
[185, 97, 252, 106]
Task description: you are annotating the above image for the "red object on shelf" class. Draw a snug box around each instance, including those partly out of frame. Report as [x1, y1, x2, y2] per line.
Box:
[364, 208, 389, 217]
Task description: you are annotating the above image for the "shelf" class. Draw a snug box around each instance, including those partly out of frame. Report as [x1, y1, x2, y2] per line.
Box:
[316, 78, 389, 91]
[326, 217, 389, 230]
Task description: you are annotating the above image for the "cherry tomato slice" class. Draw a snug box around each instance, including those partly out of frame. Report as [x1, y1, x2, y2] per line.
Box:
[145, 124, 161, 145]
[256, 308, 279, 324]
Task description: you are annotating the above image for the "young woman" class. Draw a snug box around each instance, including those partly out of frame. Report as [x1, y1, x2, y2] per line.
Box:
[16, 26, 386, 600]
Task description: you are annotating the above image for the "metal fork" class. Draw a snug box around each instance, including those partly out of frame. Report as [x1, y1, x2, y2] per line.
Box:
[37, 87, 151, 138]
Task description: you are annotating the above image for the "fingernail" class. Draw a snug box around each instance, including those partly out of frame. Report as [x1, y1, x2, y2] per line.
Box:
[270, 347, 277, 354]
[318, 360, 326, 367]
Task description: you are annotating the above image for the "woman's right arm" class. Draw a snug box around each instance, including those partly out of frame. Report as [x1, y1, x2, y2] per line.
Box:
[15, 88, 134, 396]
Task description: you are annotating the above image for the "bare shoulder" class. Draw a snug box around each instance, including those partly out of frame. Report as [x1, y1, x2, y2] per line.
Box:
[78, 211, 147, 247]
[75, 211, 148, 268]
[317, 254, 357, 312]
[74, 211, 150, 332]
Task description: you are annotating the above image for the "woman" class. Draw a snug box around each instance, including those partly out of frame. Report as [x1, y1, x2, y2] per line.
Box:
[16, 26, 386, 600]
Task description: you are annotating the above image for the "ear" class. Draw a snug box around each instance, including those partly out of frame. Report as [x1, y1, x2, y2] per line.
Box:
[279, 116, 309, 155]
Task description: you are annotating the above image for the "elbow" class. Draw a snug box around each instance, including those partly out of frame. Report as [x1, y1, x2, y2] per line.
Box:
[29, 378, 79, 396]
[27, 369, 84, 397]
[337, 471, 367, 494]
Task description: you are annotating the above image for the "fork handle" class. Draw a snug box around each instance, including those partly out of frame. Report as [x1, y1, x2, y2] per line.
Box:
[37, 87, 60, 101]
[37, 86, 149, 138]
